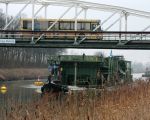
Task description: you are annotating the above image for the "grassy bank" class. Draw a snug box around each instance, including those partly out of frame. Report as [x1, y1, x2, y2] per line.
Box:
[0, 68, 49, 81]
[1, 80, 150, 120]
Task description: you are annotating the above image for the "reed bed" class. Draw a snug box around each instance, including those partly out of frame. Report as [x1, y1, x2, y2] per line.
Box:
[1, 80, 150, 120]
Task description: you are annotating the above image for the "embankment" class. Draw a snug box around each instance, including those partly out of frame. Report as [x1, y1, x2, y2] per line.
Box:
[0, 68, 49, 81]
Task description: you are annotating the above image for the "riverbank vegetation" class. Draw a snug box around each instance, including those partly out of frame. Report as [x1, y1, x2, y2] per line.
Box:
[0, 47, 65, 68]
[0, 68, 48, 81]
[1, 80, 150, 120]
[0, 47, 65, 81]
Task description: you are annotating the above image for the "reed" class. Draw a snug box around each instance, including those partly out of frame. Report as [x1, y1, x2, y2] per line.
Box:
[2, 80, 150, 120]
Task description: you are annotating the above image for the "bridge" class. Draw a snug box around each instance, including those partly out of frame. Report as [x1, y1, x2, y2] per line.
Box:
[1, 30, 150, 49]
[0, 0, 150, 49]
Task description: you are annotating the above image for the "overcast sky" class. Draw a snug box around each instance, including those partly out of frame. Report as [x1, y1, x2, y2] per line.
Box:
[0, 0, 150, 64]
[67, 0, 150, 64]
[73, 0, 150, 64]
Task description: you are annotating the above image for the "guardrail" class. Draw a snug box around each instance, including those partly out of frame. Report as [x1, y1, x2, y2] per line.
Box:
[0, 30, 150, 41]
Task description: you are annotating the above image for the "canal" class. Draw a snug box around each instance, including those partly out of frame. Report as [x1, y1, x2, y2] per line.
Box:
[0, 72, 144, 105]
[0, 72, 144, 104]
[0, 79, 47, 108]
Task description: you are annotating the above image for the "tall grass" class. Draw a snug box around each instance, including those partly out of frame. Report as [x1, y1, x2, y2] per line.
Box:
[2, 80, 150, 120]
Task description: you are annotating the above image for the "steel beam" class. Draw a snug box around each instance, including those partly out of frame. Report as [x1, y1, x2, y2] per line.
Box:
[3, 0, 31, 30]
[93, 12, 117, 32]
[78, 12, 118, 45]
[34, 5, 44, 17]
[77, 13, 119, 44]
[35, 5, 73, 43]
[73, 8, 83, 19]
[32, 0, 35, 31]
[2, 0, 150, 19]
[2, 40, 150, 49]
[31, 0, 35, 43]
[104, 14, 124, 31]
[44, 5, 47, 18]
[33, 1, 150, 19]
[2, 0, 150, 33]
[124, 12, 128, 32]
[119, 13, 122, 31]
[84, 8, 87, 19]
[5, 3, 8, 27]
[142, 25, 150, 31]
[74, 4, 78, 31]
[74, 4, 78, 44]
[47, 5, 73, 31]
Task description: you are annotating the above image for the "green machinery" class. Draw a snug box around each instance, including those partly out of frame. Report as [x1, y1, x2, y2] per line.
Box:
[47, 55, 132, 87]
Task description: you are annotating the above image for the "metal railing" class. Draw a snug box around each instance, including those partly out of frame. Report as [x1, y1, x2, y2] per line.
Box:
[1, 30, 150, 42]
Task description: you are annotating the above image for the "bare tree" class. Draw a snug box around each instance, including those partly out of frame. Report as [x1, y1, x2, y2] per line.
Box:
[0, 11, 66, 68]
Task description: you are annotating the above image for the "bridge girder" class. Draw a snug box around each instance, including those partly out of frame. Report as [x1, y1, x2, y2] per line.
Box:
[1, 0, 150, 47]
[1, 40, 150, 50]
[1, 30, 150, 49]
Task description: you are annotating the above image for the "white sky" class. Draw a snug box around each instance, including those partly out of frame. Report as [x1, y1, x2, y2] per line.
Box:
[72, 0, 150, 64]
[67, 0, 150, 64]
[0, 0, 150, 64]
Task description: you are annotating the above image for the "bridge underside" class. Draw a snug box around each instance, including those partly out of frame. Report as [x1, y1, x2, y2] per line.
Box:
[0, 40, 150, 49]
[1, 31, 150, 49]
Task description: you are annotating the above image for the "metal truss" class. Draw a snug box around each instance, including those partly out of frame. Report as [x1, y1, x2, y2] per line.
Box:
[1, 0, 150, 17]
[1, 0, 150, 45]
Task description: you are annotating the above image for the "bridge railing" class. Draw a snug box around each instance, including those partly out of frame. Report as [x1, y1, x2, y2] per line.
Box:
[103, 32, 150, 41]
[0, 30, 150, 42]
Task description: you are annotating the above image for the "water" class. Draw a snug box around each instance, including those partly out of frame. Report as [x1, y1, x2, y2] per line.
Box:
[132, 73, 148, 80]
[132, 73, 143, 79]
[0, 79, 47, 108]
[0, 73, 146, 109]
